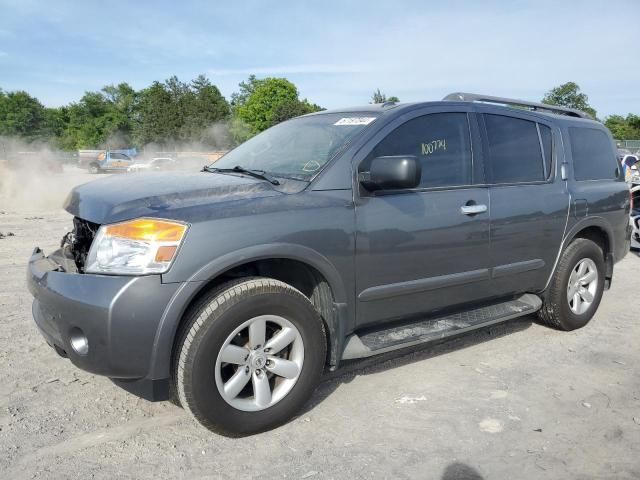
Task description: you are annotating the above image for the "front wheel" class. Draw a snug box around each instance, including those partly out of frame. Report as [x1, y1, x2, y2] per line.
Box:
[88, 163, 100, 174]
[538, 238, 605, 331]
[175, 278, 326, 436]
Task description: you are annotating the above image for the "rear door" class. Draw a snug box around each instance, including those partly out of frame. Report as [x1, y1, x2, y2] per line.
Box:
[354, 107, 492, 328]
[478, 110, 569, 296]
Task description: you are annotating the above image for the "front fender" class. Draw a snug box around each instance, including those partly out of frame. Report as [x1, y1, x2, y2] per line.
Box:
[186, 242, 348, 303]
[147, 243, 349, 380]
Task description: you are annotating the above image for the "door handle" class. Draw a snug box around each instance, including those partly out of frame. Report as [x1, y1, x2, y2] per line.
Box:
[460, 204, 487, 215]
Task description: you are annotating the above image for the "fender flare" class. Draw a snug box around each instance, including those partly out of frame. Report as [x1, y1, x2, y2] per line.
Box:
[542, 216, 615, 294]
[147, 243, 349, 379]
[563, 216, 614, 254]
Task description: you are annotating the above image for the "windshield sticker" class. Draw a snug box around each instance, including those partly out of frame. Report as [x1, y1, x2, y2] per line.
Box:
[334, 117, 376, 126]
[302, 160, 322, 172]
[421, 139, 446, 156]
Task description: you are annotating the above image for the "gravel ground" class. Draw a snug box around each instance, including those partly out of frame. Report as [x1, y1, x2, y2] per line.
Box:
[1, 169, 639, 479]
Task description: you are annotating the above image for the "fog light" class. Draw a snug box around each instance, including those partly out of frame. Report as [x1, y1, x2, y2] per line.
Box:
[69, 327, 89, 355]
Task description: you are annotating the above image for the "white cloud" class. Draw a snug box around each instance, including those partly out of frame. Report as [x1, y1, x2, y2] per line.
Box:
[0, 51, 8, 57]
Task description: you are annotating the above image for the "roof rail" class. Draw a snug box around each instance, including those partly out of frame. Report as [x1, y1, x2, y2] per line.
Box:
[443, 92, 593, 119]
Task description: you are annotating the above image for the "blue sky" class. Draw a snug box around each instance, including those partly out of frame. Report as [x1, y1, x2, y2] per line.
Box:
[0, 0, 639, 117]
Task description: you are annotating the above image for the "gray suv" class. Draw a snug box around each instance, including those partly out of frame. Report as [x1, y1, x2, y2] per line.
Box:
[27, 93, 631, 435]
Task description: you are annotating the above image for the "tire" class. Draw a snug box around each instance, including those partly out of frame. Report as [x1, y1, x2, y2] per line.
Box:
[175, 277, 326, 436]
[88, 163, 100, 174]
[538, 238, 605, 331]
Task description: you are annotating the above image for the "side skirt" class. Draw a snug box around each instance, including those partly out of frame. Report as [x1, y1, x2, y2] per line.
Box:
[341, 293, 542, 360]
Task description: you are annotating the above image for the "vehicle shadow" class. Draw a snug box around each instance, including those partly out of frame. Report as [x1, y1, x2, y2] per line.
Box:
[302, 315, 534, 414]
[441, 462, 485, 479]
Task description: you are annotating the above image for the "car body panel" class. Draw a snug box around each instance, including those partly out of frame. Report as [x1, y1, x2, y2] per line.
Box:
[26, 99, 631, 398]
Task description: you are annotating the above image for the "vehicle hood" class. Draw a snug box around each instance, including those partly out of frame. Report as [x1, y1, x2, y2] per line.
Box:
[64, 172, 287, 224]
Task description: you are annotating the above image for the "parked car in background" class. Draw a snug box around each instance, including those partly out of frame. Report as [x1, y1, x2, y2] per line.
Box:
[27, 93, 630, 435]
[79, 149, 137, 174]
[127, 157, 177, 173]
[617, 148, 633, 162]
[630, 185, 640, 250]
[622, 155, 639, 184]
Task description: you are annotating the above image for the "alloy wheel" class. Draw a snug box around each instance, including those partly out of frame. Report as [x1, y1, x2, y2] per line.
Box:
[566, 258, 598, 315]
[214, 315, 304, 412]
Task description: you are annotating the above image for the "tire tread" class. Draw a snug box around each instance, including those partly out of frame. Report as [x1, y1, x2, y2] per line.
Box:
[174, 277, 324, 435]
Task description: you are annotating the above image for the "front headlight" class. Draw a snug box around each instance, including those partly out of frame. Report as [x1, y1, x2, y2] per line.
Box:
[85, 218, 188, 275]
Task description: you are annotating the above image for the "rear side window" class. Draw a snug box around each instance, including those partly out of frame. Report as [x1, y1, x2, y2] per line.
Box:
[539, 124, 553, 179]
[569, 127, 617, 181]
[483, 114, 545, 184]
[364, 112, 473, 188]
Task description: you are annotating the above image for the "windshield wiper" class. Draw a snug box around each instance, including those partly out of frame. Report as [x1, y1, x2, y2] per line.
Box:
[202, 165, 280, 185]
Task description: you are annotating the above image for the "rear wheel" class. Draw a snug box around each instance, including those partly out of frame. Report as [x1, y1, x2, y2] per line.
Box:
[88, 163, 100, 174]
[538, 238, 605, 331]
[175, 278, 325, 436]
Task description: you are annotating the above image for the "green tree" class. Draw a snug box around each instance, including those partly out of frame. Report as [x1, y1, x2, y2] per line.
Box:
[56, 83, 139, 149]
[542, 81, 597, 119]
[0, 89, 48, 139]
[230, 74, 263, 110]
[605, 114, 640, 140]
[133, 80, 176, 146]
[234, 77, 322, 141]
[180, 74, 230, 143]
[370, 88, 399, 104]
[134, 75, 229, 147]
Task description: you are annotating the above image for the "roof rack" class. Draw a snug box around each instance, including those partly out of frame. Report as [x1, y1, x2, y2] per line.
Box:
[443, 92, 593, 119]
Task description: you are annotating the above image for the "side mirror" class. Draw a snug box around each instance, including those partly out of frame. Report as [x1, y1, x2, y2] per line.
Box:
[359, 155, 421, 191]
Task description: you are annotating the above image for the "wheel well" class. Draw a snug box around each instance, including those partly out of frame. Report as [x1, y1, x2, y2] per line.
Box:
[172, 259, 336, 367]
[572, 226, 610, 257]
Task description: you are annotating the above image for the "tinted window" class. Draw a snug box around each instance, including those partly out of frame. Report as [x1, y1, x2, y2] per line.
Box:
[539, 124, 553, 179]
[484, 114, 544, 183]
[110, 153, 127, 160]
[569, 127, 617, 181]
[364, 113, 472, 188]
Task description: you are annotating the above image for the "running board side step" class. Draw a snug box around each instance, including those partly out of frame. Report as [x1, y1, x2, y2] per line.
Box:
[341, 294, 542, 360]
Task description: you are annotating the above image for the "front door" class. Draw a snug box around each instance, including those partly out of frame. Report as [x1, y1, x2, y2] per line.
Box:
[354, 110, 492, 328]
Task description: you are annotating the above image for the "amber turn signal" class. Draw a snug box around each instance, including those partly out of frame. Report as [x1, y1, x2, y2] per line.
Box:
[104, 219, 187, 242]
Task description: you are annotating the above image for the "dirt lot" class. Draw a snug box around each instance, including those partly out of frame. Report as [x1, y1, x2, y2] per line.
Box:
[1, 168, 639, 479]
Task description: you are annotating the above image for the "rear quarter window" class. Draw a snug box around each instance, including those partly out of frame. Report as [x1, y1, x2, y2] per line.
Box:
[569, 127, 617, 181]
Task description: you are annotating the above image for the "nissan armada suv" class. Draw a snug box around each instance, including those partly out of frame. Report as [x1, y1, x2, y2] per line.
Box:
[27, 93, 631, 435]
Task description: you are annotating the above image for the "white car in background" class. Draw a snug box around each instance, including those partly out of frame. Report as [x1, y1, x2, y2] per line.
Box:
[127, 157, 176, 173]
[631, 185, 640, 250]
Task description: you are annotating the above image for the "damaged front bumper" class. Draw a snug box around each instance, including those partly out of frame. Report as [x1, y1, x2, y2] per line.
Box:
[27, 247, 182, 400]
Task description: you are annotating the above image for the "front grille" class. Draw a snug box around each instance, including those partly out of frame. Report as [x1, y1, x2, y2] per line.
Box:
[62, 217, 100, 272]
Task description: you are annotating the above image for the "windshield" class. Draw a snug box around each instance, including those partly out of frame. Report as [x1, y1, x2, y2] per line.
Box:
[212, 113, 378, 179]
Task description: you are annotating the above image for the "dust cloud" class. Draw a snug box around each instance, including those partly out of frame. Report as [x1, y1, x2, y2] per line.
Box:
[0, 138, 86, 213]
[0, 127, 236, 213]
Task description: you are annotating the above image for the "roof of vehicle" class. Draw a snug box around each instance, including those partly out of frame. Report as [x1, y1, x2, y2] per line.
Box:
[310, 92, 602, 128]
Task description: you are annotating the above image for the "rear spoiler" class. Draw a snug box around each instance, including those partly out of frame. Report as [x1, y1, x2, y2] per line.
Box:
[443, 92, 593, 119]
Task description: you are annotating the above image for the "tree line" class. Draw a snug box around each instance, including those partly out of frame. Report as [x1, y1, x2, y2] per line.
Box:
[1, 78, 638, 152]
[0, 74, 323, 151]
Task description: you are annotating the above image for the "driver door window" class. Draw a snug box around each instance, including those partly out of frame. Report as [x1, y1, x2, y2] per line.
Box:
[362, 113, 473, 189]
